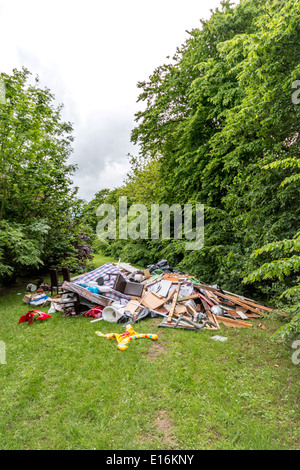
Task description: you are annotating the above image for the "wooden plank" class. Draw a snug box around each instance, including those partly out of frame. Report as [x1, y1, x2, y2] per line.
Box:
[141, 291, 166, 310]
[205, 311, 220, 330]
[177, 294, 199, 302]
[186, 303, 197, 317]
[236, 309, 249, 320]
[222, 292, 274, 311]
[175, 304, 188, 315]
[205, 290, 222, 304]
[218, 293, 265, 314]
[218, 305, 260, 319]
[243, 313, 260, 319]
[163, 273, 187, 282]
[219, 293, 273, 313]
[123, 300, 142, 314]
[200, 298, 211, 312]
[197, 293, 214, 307]
[155, 306, 169, 314]
[215, 315, 253, 328]
[165, 288, 176, 303]
[167, 283, 180, 324]
[195, 283, 282, 316]
[195, 283, 274, 310]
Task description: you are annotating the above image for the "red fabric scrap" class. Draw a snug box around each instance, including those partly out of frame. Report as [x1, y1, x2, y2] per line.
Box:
[84, 306, 104, 318]
[18, 310, 52, 324]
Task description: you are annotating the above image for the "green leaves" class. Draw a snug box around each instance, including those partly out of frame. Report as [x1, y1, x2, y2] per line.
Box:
[249, 234, 300, 259]
[88, 0, 300, 333]
[244, 256, 300, 282]
[0, 220, 49, 271]
[0, 68, 93, 281]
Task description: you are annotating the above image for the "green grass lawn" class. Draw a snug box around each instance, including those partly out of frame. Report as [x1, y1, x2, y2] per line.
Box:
[90, 253, 119, 270]
[0, 255, 299, 450]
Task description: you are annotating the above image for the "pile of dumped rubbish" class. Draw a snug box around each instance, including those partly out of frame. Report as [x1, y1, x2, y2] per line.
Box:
[21, 260, 274, 334]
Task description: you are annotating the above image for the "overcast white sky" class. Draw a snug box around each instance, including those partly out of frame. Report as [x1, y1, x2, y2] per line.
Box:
[0, 0, 227, 201]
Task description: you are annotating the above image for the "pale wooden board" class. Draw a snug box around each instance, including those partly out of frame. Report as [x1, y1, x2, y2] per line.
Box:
[141, 291, 166, 310]
[167, 283, 180, 324]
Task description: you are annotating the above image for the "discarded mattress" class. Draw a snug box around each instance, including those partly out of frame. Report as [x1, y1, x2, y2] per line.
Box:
[63, 263, 132, 306]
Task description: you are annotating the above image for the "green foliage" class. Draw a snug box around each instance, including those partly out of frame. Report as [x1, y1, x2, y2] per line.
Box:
[87, 0, 300, 342]
[0, 68, 93, 282]
[272, 312, 300, 344]
[0, 219, 50, 281]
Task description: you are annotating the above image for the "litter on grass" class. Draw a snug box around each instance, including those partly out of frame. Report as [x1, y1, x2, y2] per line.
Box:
[95, 324, 158, 351]
[211, 335, 228, 342]
[20, 259, 276, 339]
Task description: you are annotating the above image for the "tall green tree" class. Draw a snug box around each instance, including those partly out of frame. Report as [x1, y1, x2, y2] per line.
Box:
[127, 0, 300, 298]
[0, 68, 92, 281]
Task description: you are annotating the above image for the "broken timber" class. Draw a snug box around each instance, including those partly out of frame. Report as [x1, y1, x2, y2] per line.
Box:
[167, 283, 180, 324]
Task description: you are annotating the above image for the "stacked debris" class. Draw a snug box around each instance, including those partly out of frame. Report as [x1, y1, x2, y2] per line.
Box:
[21, 260, 273, 331]
[65, 260, 273, 331]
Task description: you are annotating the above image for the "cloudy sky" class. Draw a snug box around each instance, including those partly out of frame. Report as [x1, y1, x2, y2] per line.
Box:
[0, 0, 226, 201]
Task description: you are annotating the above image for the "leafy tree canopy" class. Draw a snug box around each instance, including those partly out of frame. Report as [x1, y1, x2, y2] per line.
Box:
[0, 68, 93, 282]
